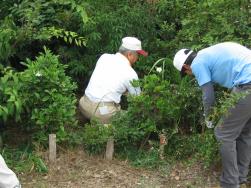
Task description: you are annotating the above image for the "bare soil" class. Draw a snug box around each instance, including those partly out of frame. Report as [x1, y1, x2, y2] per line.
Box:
[19, 148, 221, 188]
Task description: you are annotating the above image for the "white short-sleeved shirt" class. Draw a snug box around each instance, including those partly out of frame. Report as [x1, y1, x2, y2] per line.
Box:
[191, 42, 251, 88]
[85, 53, 141, 103]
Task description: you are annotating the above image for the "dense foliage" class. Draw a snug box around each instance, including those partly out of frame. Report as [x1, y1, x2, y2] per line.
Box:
[0, 0, 250, 172]
[19, 49, 77, 143]
[1, 49, 77, 144]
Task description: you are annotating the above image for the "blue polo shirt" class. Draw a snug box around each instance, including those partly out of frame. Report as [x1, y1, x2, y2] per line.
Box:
[191, 42, 251, 88]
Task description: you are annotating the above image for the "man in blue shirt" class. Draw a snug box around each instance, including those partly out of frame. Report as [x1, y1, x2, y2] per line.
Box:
[173, 42, 251, 188]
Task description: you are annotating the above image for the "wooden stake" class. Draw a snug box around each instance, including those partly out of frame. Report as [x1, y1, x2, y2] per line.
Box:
[105, 137, 114, 160]
[159, 134, 167, 160]
[49, 134, 56, 162]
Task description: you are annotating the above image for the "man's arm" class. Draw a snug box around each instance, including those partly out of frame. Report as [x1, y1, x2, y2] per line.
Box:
[126, 72, 141, 96]
[201, 82, 215, 118]
[127, 80, 141, 96]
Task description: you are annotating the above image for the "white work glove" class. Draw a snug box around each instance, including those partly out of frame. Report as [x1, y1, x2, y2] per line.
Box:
[205, 120, 214, 129]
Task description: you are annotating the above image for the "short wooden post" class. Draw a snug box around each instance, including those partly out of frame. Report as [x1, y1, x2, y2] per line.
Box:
[159, 134, 167, 160]
[49, 134, 56, 162]
[105, 137, 114, 160]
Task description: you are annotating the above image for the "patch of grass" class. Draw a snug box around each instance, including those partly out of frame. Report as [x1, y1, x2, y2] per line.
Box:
[117, 147, 170, 170]
[1, 144, 47, 174]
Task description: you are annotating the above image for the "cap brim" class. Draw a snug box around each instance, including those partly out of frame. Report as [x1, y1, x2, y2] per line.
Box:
[136, 50, 148, 57]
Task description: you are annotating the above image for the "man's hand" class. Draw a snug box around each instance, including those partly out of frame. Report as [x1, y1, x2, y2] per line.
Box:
[123, 91, 129, 96]
[205, 120, 214, 129]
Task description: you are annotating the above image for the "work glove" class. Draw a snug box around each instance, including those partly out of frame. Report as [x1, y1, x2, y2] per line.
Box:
[205, 120, 214, 129]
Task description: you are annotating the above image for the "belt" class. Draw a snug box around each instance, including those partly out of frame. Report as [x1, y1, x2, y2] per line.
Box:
[99, 101, 118, 107]
[235, 82, 251, 88]
[236, 82, 251, 88]
[84, 95, 118, 106]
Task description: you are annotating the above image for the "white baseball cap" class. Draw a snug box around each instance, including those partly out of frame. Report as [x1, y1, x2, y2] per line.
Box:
[173, 49, 193, 71]
[121, 37, 148, 56]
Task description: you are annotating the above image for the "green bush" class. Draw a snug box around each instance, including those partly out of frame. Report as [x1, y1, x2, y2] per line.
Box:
[167, 130, 219, 167]
[0, 67, 22, 121]
[195, 130, 219, 168]
[19, 48, 77, 143]
[112, 70, 202, 144]
[82, 122, 113, 154]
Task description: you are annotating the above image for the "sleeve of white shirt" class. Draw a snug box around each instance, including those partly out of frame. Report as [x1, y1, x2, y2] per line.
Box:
[0, 154, 21, 188]
[125, 73, 141, 96]
[128, 81, 141, 95]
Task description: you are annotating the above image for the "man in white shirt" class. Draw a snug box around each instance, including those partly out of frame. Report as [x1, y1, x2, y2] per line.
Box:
[0, 154, 21, 188]
[79, 36, 148, 123]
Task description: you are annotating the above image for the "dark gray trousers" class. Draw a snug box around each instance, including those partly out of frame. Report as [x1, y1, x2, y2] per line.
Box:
[215, 85, 251, 188]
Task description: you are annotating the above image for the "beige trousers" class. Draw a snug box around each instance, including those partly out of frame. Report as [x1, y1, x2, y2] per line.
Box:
[79, 95, 121, 124]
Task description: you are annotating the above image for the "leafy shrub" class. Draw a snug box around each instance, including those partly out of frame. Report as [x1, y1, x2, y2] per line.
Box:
[195, 130, 219, 168]
[79, 65, 201, 154]
[82, 122, 113, 154]
[210, 90, 250, 125]
[19, 48, 77, 143]
[112, 111, 157, 149]
[0, 67, 22, 121]
[166, 130, 219, 167]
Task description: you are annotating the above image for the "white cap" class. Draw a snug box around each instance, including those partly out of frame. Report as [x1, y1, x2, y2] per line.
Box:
[173, 49, 193, 71]
[121, 37, 148, 56]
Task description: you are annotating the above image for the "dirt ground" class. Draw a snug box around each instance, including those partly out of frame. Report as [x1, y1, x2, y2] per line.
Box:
[19, 148, 222, 188]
